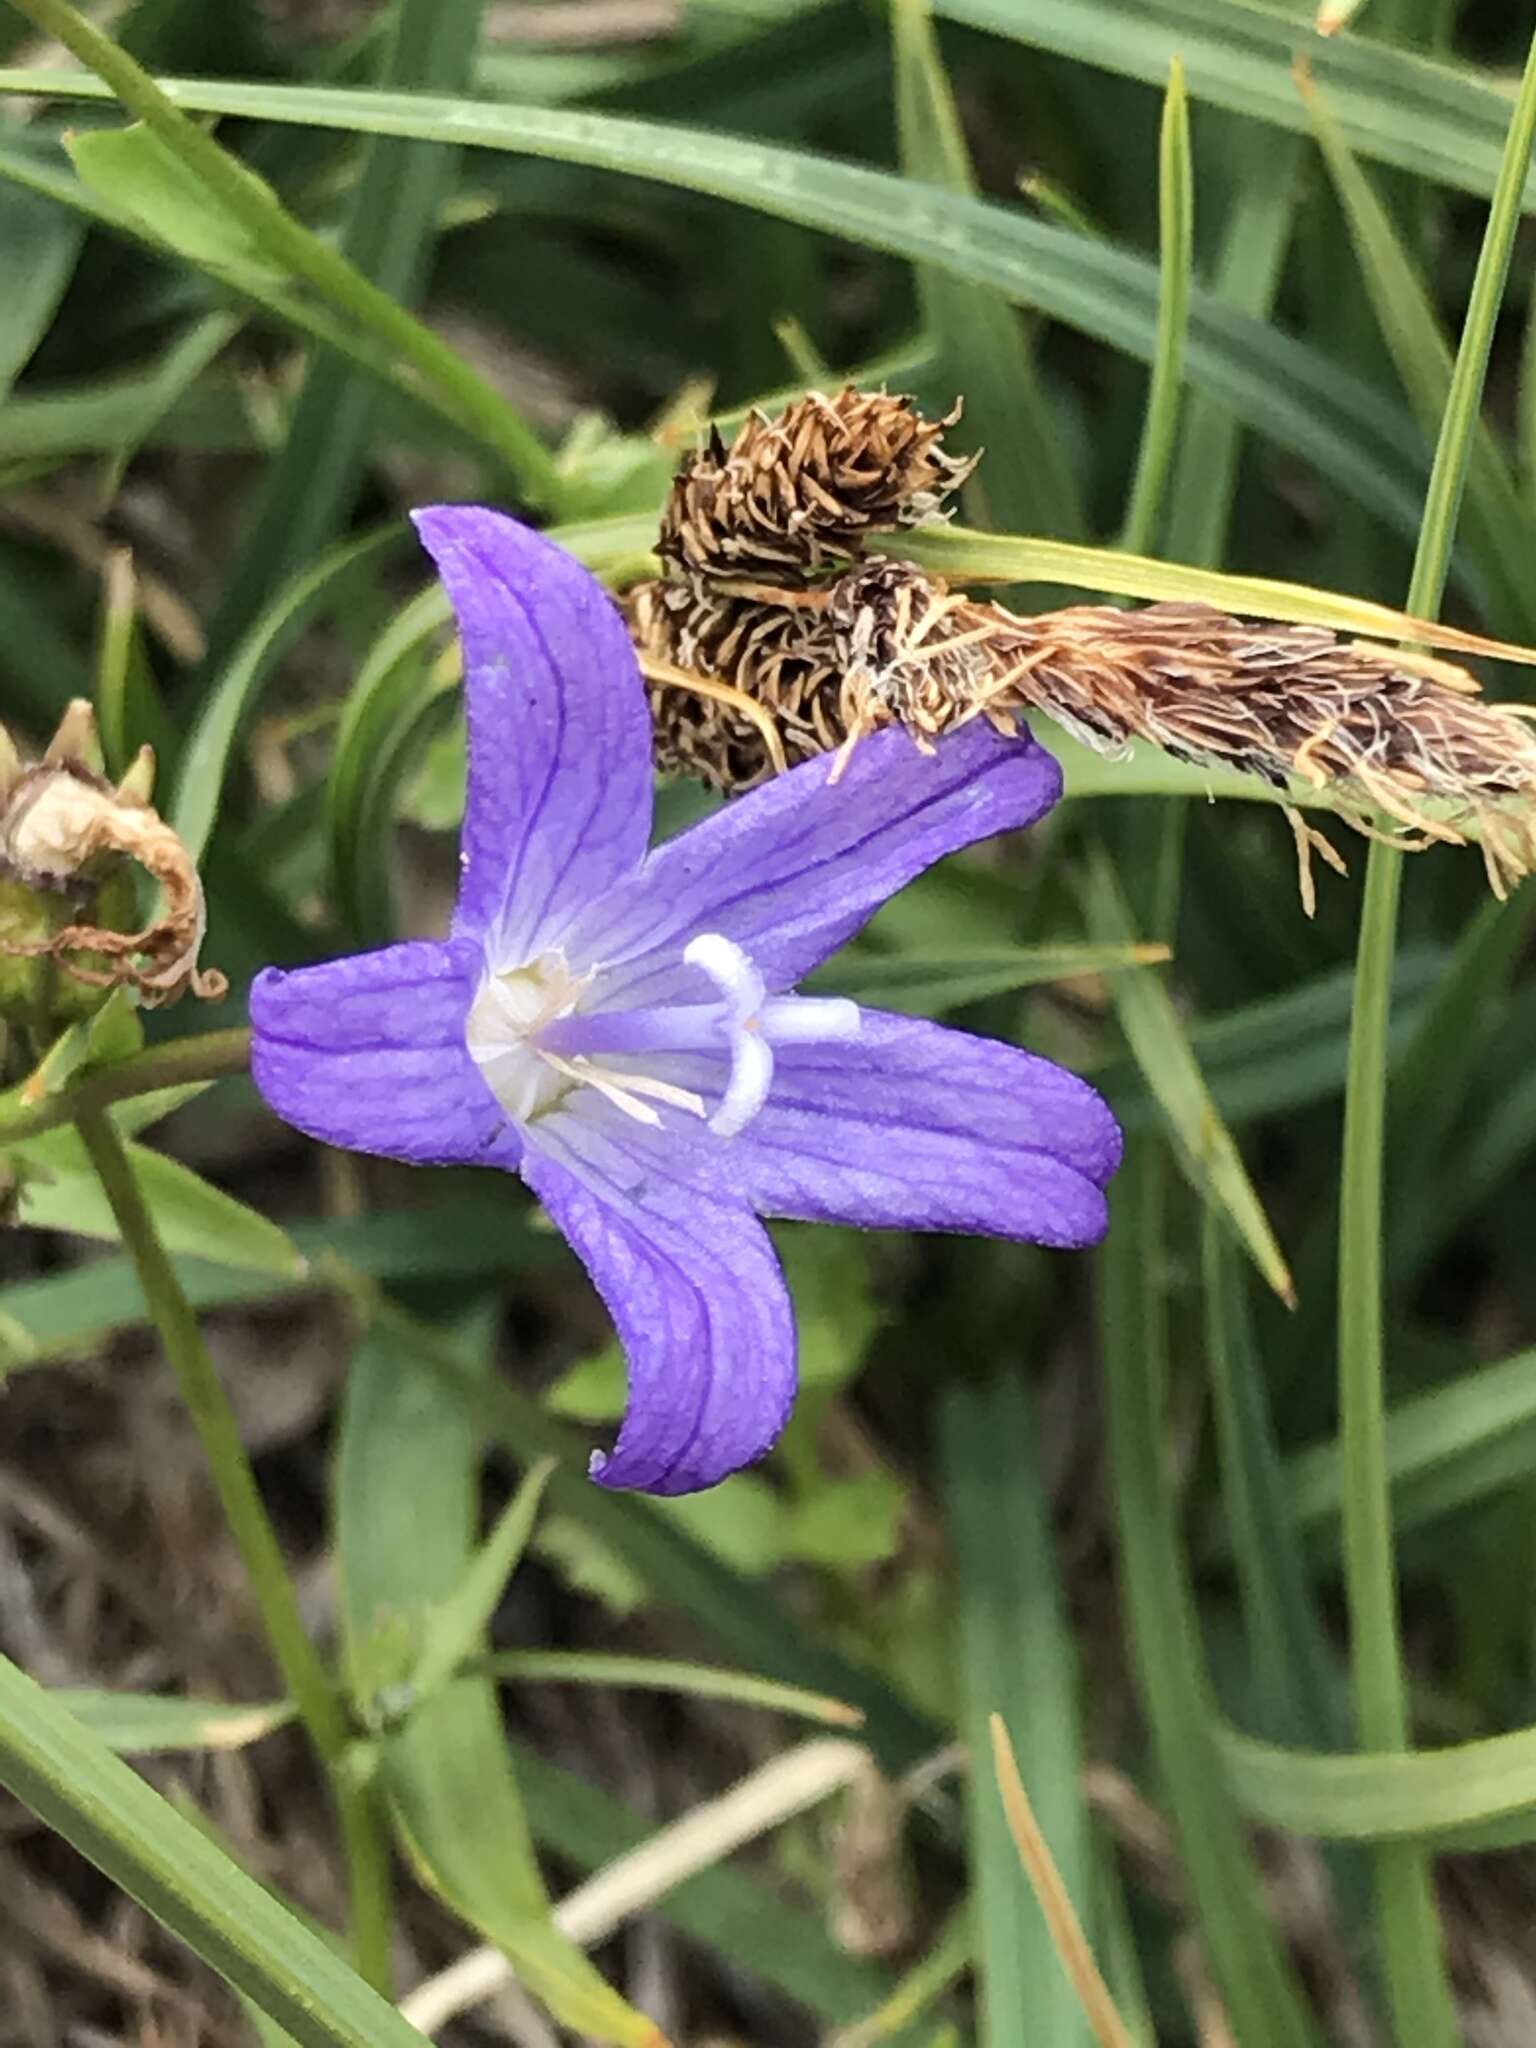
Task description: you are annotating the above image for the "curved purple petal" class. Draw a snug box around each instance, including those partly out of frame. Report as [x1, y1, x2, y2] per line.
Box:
[733, 1011, 1121, 1244]
[571, 1010, 1120, 1246]
[569, 718, 1062, 1004]
[412, 507, 652, 958]
[250, 938, 518, 1169]
[521, 1123, 796, 1495]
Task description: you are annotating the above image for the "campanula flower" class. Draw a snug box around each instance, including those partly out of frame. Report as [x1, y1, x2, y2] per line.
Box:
[250, 510, 1121, 1495]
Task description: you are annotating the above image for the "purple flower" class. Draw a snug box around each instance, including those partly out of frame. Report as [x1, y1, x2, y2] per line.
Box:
[250, 510, 1121, 1495]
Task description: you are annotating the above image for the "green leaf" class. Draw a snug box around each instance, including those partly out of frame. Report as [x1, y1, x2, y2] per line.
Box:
[1164, 136, 1301, 567]
[1082, 849, 1295, 1305]
[0, 1657, 431, 2048]
[336, 1318, 660, 2046]
[0, 1199, 553, 1371]
[99, 305, 244, 508]
[359, 1295, 942, 1778]
[59, 1690, 294, 1754]
[784, 1470, 907, 1571]
[11, 1123, 306, 1277]
[409, 1457, 556, 1703]
[67, 122, 281, 281]
[0, 176, 82, 401]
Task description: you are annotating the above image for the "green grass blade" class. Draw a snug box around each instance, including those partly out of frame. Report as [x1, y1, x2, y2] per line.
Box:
[471, 1650, 862, 1725]
[1333, 25, 1536, 2043]
[1121, 57, 1192, 555]
[1098, 1148, 1319, 2047]
[936, 0, 1536, 210]
[0, 72, 1452, 551]
[1284, 1346, 1536, 1548]
[1083, 850, 1295, 1304]
[1202, 1214, 1344, 1749]
[892, 0, 1085, 538]
[336, 1317, 661, 2046]
[1219, 1720, 1536, 1848]
[409, 1458, 556, 1702]
[1304, 70, 1536, 636]
[199, 0, 486, 673]
[940, 1373, 1090, 2048]
[59, 1691, 294, 1754]
[901, 522, 1536, 655]
[1164, 136, 1300, 566]
[0, 1656, 430, 2048]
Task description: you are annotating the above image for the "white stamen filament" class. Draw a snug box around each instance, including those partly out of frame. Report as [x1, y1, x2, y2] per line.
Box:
[468, 933, 860, 1139]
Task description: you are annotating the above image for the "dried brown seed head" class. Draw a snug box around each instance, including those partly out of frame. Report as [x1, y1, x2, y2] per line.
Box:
[0, 703, 223, 1008]
[656, 386, 976, 581]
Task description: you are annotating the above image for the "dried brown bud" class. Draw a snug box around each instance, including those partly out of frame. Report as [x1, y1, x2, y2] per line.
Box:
[656, 386, 976, 580]
[0, 701, 225, 1008]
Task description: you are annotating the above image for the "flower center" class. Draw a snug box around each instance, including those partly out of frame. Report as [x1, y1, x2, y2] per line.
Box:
[467, 936, 860, 1138]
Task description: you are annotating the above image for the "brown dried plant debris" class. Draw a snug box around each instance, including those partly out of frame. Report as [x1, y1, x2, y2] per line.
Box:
[0, 701, 225, 1006]
[634, 392, 1536, 905]
[656, 386, 976, 580]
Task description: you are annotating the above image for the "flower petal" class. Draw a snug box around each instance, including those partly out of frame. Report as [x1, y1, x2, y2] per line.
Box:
[733, 1011, 1121, 1244]
[250, 938, 517, 1168]
[570, 718, 1061, 1002]
[521, 1123, 796, 1495]
[578, 1010, 1121, 1246]
[412, 507, 652, 959]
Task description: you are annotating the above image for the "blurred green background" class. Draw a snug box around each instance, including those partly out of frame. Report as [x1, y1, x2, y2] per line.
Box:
[3, 1, 1536, 2044]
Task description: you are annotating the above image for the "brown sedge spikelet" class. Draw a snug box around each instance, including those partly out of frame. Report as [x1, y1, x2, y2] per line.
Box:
[635, 391, 1536, 908]
[657, 385, 976, 579]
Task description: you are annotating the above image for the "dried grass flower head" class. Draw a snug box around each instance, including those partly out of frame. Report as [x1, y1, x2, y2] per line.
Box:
[634, 387, 1536, 905]
[657, 386, 975, 580]
[0, 701, 225, 1010]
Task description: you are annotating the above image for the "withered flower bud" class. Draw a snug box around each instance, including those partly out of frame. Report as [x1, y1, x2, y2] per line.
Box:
[0, 700, 226, 1015]
[656, 386, 976, 580]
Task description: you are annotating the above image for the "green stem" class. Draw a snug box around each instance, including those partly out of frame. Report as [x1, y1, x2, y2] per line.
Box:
[1337, 26, 1536, 2045]
[1120, 56, 1192, 556]
[73, 1107, 393, 1993]
[0, 1028, 251, 1145]
[2, 0, 560, 507]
